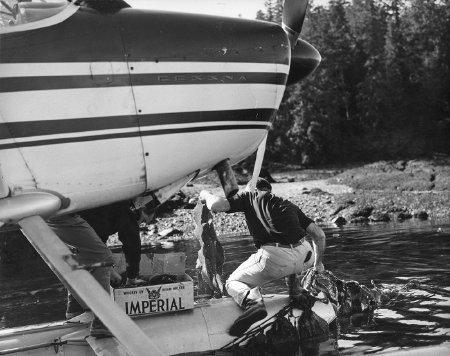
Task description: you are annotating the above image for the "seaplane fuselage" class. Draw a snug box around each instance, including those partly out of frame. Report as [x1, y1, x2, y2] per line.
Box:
[0, 2, 322, 354]
[0, 1, 290, 217]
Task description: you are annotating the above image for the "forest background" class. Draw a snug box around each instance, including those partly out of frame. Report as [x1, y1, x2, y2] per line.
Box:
[256, 0, 449, 167]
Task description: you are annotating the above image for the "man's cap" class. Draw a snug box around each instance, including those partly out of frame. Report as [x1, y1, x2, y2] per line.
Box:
[255, 177, 272, 192]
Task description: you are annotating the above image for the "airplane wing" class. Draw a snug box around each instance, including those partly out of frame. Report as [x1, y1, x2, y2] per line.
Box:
[18, 215, 163, 356]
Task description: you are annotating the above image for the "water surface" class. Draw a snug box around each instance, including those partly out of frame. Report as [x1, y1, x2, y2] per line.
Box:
[0, 220, 449, 354]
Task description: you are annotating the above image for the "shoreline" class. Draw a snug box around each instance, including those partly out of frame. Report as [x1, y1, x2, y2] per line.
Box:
[142, 158, 450, 243]
[1, 158, 448, 258]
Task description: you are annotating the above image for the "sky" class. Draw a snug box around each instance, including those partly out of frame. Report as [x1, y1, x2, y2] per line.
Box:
[127, 0, 329, 19]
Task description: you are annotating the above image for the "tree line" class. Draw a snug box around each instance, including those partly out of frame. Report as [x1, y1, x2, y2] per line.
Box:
[257, 0, 450, 166]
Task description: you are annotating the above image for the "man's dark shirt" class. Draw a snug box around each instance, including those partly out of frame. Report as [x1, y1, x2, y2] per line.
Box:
[227, 191, 313, 248]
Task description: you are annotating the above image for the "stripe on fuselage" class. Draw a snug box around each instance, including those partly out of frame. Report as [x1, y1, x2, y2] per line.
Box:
[0, 111, 274, 149]
[0, 62, 288, 93]
[0, 61, 285, 149]
[0, 62, 289, 78]
[0, 72, 287, 92]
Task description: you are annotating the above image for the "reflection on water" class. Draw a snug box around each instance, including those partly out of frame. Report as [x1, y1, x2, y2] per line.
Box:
[0, 220, 449, 354]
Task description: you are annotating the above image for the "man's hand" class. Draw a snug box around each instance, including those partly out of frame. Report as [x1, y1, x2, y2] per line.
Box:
[313, 262, 325, 273]
[198, 190, 231, 212]
[199, 190, 209, 204]
[198, 190, 212, 204]
[306, 223, 326, 273]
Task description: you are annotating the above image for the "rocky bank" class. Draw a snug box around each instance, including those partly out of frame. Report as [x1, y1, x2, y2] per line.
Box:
[1, 158, 449, 260]
[140, 157, 450, 244]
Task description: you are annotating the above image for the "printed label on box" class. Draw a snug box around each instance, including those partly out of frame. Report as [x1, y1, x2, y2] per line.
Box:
[111, 274, 194, 316]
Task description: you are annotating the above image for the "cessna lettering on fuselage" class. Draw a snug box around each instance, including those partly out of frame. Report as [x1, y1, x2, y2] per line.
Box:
[124, 286, 186, 315]
[157, 74, 248, 84]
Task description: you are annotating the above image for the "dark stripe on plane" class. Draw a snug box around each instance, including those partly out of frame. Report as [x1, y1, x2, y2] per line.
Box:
[0, 9, 289, 65]
[0, 72, 287, 93]
[0, 124, 269, 150]
[131, 72, 287, 87]
[138, 109, 276, 128]
[0, 109, 276, 139]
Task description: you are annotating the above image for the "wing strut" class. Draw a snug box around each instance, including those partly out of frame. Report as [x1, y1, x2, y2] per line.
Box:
[248, 132, 268, 191]
[18, 215, 163, 356]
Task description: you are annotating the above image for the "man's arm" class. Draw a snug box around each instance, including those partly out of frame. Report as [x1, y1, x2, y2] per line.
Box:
[199, 190, 231, 212]
[306, 222, 326, 272]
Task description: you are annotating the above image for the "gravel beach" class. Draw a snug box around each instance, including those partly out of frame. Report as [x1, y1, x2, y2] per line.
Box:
[139, 157, 450, 244]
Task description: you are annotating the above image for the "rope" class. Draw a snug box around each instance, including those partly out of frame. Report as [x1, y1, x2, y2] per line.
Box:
[220, 304, 293, 351]
[0, 340, 67, 355]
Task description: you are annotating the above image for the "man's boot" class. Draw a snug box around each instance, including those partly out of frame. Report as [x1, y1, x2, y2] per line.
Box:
[229, 288, 267, 337]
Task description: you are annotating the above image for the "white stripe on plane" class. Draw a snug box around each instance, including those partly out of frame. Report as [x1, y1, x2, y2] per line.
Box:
[0, 84, 284, 122]
[0, 62, 289, 78]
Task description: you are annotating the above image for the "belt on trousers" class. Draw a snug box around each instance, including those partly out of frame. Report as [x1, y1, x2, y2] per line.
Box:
[262, 238, 305, 248]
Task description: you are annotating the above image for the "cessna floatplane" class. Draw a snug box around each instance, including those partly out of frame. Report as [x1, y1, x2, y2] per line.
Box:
[0, 0, 326, 354]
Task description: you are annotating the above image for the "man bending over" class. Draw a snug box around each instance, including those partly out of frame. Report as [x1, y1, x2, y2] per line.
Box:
[200, 178, 326, 337]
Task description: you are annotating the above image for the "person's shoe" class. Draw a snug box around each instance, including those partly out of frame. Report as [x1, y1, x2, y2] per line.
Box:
[90, 317, 113, 338]
[229, 300, 267, 337]
[65, 294, 85, 319]
[66, 311, 94, 324]
[126, 277, 146, 286]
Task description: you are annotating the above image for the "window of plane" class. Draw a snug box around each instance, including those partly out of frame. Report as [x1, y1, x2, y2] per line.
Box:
[0, 0, 76, 31]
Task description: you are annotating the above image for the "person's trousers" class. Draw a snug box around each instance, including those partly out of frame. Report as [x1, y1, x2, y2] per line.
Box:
[116, 209, 141, 279]
[47, 214, 114, 309]
[226, 240, 314, 307]
[82, 204, 141, 279]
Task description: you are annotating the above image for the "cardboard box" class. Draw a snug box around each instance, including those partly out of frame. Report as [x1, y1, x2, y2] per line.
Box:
[152, 252, 186, 275]
[111, 274, 194, 316]
[112, 252, 186, 278]
[139, 253, 154, 277]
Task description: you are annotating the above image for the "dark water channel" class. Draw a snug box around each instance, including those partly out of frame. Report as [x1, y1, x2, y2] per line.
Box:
[0, 220, 449, 354]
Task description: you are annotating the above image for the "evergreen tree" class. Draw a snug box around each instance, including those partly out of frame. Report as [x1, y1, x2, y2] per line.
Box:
[258, 0, 449, 166]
